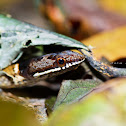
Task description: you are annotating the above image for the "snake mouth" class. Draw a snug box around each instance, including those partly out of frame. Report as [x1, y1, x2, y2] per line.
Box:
[33, 59, 85, 77]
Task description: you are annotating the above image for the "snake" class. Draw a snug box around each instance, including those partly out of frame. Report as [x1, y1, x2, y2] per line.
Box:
[1, 50, 85, 88]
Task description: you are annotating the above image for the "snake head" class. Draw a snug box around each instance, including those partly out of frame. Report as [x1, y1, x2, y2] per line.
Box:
[19, 50, 85, 79]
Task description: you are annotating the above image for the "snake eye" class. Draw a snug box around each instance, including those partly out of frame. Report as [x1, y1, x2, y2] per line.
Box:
[57, 58, 66, 67]
[58, 58, 64, 64]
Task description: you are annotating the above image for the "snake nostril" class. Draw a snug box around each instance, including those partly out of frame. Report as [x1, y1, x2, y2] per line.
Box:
[47, 55, 53, 59]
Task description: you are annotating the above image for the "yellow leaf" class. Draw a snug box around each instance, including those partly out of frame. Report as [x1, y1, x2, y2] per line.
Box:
[82, 26, 126, 61]
[99, 0, 126, 16]
[0, 99, 41, 126]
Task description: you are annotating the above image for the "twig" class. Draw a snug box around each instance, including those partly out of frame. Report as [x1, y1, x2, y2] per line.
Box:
[80, 49, 126, 77]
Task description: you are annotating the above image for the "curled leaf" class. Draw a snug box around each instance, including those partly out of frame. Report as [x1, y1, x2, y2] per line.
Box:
[0, 14, 89, 70]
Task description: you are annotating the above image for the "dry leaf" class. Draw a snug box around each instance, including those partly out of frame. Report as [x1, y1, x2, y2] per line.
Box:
[39, 0, 126, 40]
[99, 0, 126, 16]
[82, 26, 126, 61]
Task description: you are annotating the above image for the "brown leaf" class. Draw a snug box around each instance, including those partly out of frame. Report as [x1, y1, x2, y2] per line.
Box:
[39, 0, 126, 40]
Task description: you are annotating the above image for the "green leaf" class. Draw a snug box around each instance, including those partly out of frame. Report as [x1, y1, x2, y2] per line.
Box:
[53, 79, 101, 110]
[45, 97, 56, 115]
[44, 78, 126, 126]
[0, 14, 89, 70]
